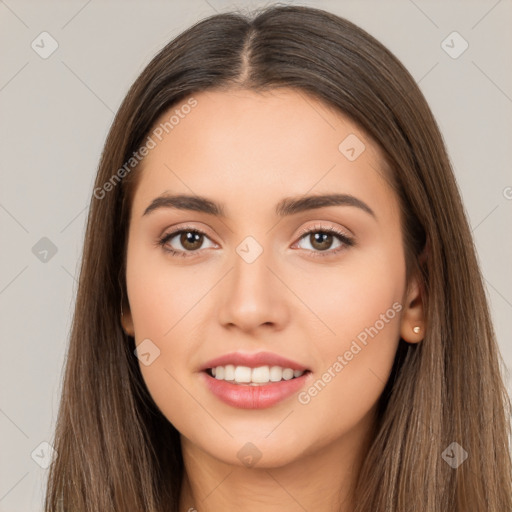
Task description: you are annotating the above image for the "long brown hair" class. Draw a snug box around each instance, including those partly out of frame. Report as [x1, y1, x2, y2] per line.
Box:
[45, 5, 511, 511]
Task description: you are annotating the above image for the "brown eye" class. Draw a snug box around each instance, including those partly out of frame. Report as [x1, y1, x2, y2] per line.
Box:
[308, 232, 335, 251]
[159, 229, 216, 256]
[179, 231, 204, 251]
[294, 225, 354, 258]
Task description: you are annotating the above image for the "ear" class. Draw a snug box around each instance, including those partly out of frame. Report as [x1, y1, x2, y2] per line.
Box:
[121, 300, 135, 337]
[400, 272, 425, 344]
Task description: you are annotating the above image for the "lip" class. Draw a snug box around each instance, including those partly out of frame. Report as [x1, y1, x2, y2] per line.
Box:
[200, 370, 312, 409]
[199, 351, 309, 372]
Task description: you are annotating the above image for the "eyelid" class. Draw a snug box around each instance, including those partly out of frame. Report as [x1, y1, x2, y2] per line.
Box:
[159, 222, 217, 243]
[294, 222, 353, 241]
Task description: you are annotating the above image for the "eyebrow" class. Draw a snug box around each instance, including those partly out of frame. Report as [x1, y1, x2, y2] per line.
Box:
[142, 193, 376, 219]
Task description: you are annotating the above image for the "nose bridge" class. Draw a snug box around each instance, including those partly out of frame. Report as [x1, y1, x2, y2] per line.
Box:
[218, 234, 287, 330]
[233, 237, 271, 293]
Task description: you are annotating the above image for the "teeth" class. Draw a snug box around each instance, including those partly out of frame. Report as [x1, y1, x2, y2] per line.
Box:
[269, 366, 283, 382]
[224, 364, 235, 381]
[211, 365, 305, 384]
[252, 366, 270, 383]
[282, 368, 294, 380]
[234, 366, 251, 383]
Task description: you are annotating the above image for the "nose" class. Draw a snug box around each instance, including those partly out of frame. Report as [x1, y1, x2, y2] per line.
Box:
[217, 244, 290, 333]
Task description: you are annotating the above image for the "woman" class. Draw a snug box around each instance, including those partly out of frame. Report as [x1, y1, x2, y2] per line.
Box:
[44, 5, 512, 511]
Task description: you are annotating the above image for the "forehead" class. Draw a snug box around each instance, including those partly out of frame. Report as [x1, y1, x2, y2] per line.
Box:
[130, 88, 396, 220]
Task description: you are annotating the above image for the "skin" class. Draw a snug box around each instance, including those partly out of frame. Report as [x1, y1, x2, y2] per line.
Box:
[121, 88, 424, 512]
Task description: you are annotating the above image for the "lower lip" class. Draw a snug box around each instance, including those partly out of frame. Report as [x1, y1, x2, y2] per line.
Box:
[201, 371, 311, 409]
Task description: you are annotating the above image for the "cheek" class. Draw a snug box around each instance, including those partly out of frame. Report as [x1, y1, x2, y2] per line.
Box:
[292, 250, 405, 437]
[291, 238, 405, 348]
[125, 238, 212, 342]
[289, 244, 405, 423]
[125, 242, 222, 400]
[125, 246, 208, 429]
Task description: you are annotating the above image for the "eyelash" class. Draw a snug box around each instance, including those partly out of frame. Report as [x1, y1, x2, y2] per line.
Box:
[156, 224, 355, 259]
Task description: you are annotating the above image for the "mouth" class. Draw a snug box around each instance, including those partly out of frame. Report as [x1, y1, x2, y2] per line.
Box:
[200, 365, 313, 409]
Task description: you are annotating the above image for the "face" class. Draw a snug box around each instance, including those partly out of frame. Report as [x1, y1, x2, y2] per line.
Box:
[122, 88, 422, 468]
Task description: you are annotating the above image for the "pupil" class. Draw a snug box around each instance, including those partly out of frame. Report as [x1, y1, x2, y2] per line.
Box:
[312, 232, 332, 250]
[182, 231, 202, 250]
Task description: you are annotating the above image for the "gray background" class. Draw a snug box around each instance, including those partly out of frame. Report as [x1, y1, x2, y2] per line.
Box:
[1, 0, 511, 510]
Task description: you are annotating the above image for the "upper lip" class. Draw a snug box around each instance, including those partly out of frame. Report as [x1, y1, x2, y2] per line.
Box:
[200, 351, 310, 372]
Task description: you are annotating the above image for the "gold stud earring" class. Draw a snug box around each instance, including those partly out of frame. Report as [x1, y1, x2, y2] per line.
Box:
[413, 326, 421, 334]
